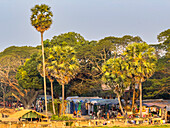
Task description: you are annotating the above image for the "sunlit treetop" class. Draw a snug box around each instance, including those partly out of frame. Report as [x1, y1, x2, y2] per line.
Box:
[30, 4, 53, 33]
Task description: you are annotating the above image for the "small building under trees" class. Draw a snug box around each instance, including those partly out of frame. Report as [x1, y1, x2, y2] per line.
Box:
[1, 110, 48, 122]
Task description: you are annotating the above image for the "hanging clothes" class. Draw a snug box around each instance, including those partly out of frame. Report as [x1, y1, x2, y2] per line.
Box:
[88, 103, 91, 115]
[78, 102, 82, 111]
[91, 104, 94, 112]
[66, 102, 70, 114]
[81, 102, 87, 115]
[94, 104, 97, 116]
[70, 101, 74, 114]
[159, 109, 162, 117]
[149, 108, 151, 113]
[75, 103, 78, 112]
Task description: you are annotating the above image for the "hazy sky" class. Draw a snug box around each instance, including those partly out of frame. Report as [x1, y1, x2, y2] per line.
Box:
[0, 0, 170, 52]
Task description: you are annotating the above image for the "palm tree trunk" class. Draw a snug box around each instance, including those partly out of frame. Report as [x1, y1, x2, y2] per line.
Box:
[117, 92, 125, 116]
[3, 89, 5, 108]
[139, 81, 142, 117]
[41, 32, 48, 116]
[131, 84, 135, 112]
[62, 84, 65, 115]
[51, 81, 56, 115]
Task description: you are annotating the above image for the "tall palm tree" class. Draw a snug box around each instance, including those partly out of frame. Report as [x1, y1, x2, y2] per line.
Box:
[124, 42, 157, 117]
[102, 57, 130, 116]
[123, 45, 138, 112]
[31, 4, 53, 115]
[46, 46, 79, 115]
[37, 62, 56, 115]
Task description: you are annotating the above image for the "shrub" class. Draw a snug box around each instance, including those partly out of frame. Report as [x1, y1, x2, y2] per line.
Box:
[51, 115, 75, 121]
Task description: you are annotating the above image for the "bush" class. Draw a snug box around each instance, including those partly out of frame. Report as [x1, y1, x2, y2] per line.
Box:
[51, 115, 75, 121]
[47, 99, 61, 115]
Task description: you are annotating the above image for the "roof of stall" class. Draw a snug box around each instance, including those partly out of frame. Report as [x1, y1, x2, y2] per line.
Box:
[95, 99, 119, 105]
[66, 96, 102, 103]
[0, 110, 48, 122]
[66, 96, 120, 105]
[137, 99, 170, 109]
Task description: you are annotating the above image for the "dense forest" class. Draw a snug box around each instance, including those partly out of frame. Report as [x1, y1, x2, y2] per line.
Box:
[0, 30, 169, 108]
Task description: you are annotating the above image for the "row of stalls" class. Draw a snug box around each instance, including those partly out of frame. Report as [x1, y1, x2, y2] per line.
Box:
[65, 96, 121, 116]
[64, 97, 170, 122]
[141, 99, 170, 122]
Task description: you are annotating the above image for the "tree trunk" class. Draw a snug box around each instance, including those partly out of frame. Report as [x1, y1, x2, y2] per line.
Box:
[131, 84, 136, 112]
[139, 81, 142, 117]
[62, 84, 64, 115]
[41, 32, 48, 116]
[117, 93, 125, 116]
[51, 81, 56, 115]
[3, 89, 5, 108]
[21, 90, 43, 109]
[25, 104, 31, 109]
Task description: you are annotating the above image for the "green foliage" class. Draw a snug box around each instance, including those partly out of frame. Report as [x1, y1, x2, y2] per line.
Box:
[51, 115, 75, 121]
[102, 57, 130, 96]
[157, 29, 170, 56]
[46, 45, 80, 86]
[124, 42, 157, 82]
[49, 32, 87, 49]
[149, 43, 166, 58]
[0, 46, 39, 89]
[99, 35, 143, 55]
[2, 30, 169, 100]
[143, 55, 170, 99]
[157, 29, 170, 43]
[35, 32, 144, 97]
[142, 30, 170, 99]
[16, 53, 43, 89]
[0, 46, 38, 58]
[47, 99, 61, 115]
[31, 4, 53, 33]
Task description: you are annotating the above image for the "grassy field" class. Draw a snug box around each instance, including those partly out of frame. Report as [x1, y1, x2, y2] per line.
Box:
[79, 125, 170, 128]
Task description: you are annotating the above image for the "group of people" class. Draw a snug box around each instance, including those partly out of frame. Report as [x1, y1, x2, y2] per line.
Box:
[34, 99, 44, 112]
[73, 110, 82, 118]
[90, 109, 120, 119]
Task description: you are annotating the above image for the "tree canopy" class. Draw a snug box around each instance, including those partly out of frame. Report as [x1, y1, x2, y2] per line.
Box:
[16, 53, 43, 90]
[31, 4, 53, 33]
[0, 30, 169, 109]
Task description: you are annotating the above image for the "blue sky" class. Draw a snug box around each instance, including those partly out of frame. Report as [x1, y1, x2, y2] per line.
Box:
[0, 0, 170, 52]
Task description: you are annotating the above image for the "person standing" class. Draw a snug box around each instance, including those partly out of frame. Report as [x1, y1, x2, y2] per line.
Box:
[107, 112, 109, 119]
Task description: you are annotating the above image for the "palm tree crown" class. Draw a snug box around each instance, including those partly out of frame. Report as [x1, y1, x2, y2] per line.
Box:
[47, 46, 79, 85]
[124, 42, 157, 82]
[31, 4, 53, 33]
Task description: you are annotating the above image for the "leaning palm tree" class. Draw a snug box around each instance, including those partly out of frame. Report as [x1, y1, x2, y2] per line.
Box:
[46, 46, 79, 115]
[102, 57, 130, 116]
[124, 42, 157, 117]
[30, 4, 53, 115]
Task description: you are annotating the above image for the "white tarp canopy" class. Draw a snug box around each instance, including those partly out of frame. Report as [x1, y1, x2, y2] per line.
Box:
[96, 99, 119, 105]
[66, 96, 102, 103]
